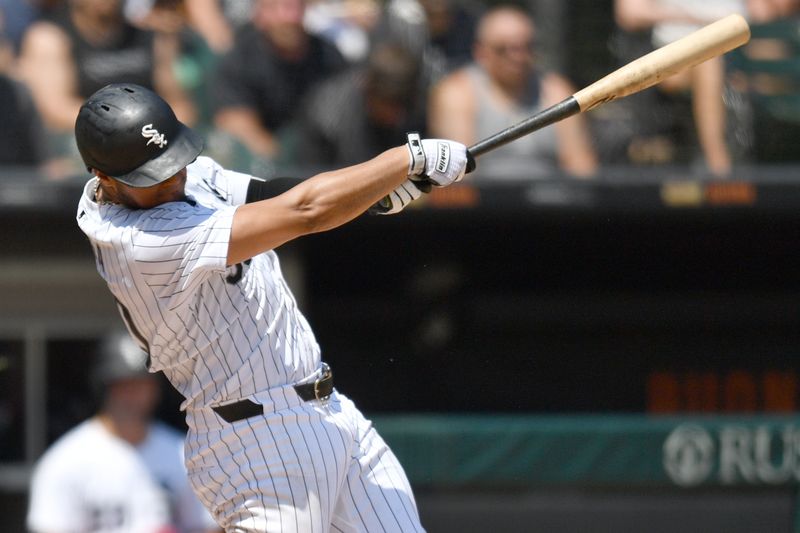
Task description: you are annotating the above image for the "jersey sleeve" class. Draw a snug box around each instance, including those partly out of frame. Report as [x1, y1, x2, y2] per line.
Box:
[132, 202, 237, 310]
[192, 156, 252, 206]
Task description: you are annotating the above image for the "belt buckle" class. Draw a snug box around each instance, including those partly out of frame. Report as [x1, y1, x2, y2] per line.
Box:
[314, 362, 332, 401]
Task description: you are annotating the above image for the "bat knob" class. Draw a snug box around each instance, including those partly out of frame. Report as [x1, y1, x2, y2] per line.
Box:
[466, 151, 477, 174]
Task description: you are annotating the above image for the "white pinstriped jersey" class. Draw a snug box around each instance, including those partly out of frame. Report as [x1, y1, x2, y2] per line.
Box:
[77, 156, 322, 409]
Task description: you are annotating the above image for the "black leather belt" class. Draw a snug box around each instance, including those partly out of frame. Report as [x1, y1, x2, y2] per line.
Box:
[212, 363, 334, 423]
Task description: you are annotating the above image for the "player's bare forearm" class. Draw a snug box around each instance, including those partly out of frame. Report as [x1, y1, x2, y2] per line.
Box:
[227, 146, 409, 265]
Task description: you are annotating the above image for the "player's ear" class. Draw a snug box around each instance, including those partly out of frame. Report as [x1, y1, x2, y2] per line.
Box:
[94, 171, 120, 199]
[94, 170, 113, 185]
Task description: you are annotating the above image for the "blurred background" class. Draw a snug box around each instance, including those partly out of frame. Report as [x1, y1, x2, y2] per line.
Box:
[2, 0, 800, 531]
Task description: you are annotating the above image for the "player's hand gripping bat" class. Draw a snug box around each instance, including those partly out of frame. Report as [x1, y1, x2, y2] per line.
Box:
[464, 13, 751, 172]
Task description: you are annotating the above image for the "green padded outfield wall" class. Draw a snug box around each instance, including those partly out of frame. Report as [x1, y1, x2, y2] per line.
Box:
[372, 415, 800, 489]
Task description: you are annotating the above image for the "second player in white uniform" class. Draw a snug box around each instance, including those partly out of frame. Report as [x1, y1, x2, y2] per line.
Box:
[75, 83, 469, 532]
[139, 420, 222, 533]
[28, 331, 220, 533]
[28, 418, 173, 533]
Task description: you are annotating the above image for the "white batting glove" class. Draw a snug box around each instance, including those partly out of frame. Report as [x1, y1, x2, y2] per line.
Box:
[406, 132, 469, 187]
[368, 179, 429, 215]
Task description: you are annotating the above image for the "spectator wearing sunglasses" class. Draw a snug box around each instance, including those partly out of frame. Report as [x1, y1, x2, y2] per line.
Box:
[428, 4, 597, 180]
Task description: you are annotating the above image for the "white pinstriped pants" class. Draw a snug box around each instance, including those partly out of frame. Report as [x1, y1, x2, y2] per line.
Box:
[185, 389, 424, 533]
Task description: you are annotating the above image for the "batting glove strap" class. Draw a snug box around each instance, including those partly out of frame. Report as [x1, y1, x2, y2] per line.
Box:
[406, 132, 426, 175]
[368, 179, 428, 215]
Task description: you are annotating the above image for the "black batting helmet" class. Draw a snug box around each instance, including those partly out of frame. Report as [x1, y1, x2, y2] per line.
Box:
[75, 83, 203, 187]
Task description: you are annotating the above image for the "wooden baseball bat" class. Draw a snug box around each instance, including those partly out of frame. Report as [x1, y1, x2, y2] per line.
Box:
[466, 13, 751, 164]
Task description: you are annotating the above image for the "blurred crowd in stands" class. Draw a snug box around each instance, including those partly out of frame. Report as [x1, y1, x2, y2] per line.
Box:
[0, 0, 798, 183]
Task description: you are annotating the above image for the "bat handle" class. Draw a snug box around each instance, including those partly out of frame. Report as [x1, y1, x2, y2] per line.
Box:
[465, 151, 476, 174]
[464, 97, 581, 173]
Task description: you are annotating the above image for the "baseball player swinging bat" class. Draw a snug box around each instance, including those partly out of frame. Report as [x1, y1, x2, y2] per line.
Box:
[466, 13, 751, 166]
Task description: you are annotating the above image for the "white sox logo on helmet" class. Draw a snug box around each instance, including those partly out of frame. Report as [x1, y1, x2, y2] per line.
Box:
[141, 124, 168, 148]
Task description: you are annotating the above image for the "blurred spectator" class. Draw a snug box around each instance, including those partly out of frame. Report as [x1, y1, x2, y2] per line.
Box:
[125, 0, 188, 35]
[0, 30, 49, 166]
[181, 0, 264, 56]
[293, 41, 426, 167]
[728, 0, 800, 163]
[0, 72, 49, 166]
[211, 0, 347, 161]
[170, 0, 259, 131]
[0, 0, 58, 54]
[18, 0, 196, 135]
[121, 0, 225, 129]
[183, 0, 239, 53]
[185, 0, 256, 43]
[184, 0, 227, 52]
[747, 0, 800, 21]
[428, 5, 597, 180]
[614, 0, 749, 177]
[418, 0, 481, 74]
[526, 0, 568, 74]
[303, 0, 379, 62]
[374, 0, 482, 83]
[170, 0, 256, 56]
[27, 331, 220, 533]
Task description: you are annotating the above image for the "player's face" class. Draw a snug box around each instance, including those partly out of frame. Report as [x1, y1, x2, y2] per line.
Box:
[114, 168, 188, 209]
[106, 376, 161, 421]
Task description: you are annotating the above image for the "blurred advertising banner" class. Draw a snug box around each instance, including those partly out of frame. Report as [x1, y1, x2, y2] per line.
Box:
[373, 415, 800, 489]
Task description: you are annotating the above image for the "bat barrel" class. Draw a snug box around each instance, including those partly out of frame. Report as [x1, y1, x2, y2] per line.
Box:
[573, 13, 751, 111]
[465, 14, 750, 165]
[468, 97, 581, 158]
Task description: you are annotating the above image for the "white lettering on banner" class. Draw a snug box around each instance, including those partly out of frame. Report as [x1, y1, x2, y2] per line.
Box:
[663, 424, 800, 487]
[141, 124, 168, 148]
[663, 425, 714, 487]
[755, 426, 794, 483]
[719, 426, 756, 483]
